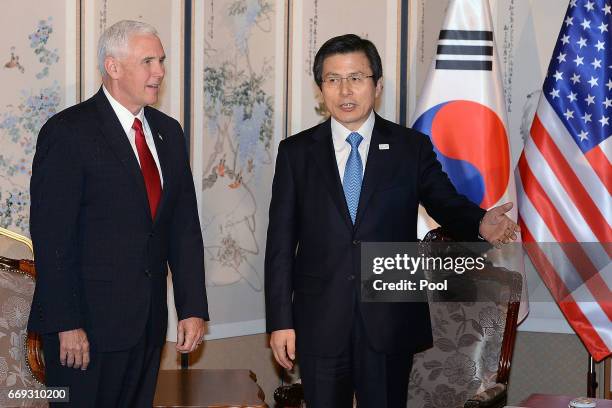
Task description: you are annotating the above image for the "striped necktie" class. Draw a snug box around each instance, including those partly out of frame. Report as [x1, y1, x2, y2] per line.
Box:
[343, 132, 363, 224]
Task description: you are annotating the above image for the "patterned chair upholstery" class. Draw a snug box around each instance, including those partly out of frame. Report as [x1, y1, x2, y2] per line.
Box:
[407, 228, 521, 408]
[0, 228, 46, 407]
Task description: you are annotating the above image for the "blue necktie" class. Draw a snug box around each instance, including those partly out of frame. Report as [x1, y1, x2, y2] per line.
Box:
[343, 132, 363, 224]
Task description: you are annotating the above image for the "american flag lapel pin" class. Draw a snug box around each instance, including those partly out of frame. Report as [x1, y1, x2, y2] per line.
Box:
[379, 143, 389, 150]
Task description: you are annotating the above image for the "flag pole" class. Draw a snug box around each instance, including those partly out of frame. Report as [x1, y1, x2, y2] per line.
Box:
[587, 356, 598, 397]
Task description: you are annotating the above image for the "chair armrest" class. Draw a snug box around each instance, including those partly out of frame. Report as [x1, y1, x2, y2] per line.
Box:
[464, 383, 507, 408]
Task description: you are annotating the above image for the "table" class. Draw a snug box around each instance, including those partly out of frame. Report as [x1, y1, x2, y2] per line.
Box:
[153, 369, 267, 408]
[517, 393, 612, 407]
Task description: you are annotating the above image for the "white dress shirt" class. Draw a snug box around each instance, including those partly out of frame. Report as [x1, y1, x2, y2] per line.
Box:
[331, 110, 375, 183]
[102, 86, 164, 186]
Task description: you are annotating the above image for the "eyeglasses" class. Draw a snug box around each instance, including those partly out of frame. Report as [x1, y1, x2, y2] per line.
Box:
[321, 74, 374, 88]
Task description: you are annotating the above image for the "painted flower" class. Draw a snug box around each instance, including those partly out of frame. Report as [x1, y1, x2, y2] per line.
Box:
[217, 235, 244, 269]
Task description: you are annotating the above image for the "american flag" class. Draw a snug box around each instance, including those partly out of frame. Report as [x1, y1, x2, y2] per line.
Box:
[517, 0, 612, 361]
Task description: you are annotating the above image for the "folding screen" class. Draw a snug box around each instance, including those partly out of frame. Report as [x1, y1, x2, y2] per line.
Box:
[0, 0, 78, 236]
[191, 0, 287, 338]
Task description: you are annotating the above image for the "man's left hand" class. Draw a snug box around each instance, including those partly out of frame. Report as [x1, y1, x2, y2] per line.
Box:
[479, 202, 520, 248]
[176, 317, 206, 353]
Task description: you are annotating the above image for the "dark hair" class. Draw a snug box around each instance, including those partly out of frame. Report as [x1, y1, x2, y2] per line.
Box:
[313, 34, 383, 89]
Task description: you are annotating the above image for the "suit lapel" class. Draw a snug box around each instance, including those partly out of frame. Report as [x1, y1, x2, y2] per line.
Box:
[92, 88, 151, 220]
[308, 120, 354, 231]
[354, 114, 389, 230]
[144, 107, 172, 225]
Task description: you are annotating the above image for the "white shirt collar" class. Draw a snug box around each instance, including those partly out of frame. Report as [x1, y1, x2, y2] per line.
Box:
[102, 85, 145, 136]
[331, 110, 375, 150]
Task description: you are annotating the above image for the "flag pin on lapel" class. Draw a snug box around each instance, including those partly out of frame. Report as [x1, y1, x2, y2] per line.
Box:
[379, 144, 389, 150]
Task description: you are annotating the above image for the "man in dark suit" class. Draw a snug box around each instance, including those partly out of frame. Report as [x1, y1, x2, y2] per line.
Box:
[28, 20, 208, 407]
[265, 34, 519, 407]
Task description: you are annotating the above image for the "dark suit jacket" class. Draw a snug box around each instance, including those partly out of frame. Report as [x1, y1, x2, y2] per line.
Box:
[28, 88, 208, 352]
[265, 113, 485, 357]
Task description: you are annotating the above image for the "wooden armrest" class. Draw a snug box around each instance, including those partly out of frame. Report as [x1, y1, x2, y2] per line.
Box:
[464, 383, 507, 408]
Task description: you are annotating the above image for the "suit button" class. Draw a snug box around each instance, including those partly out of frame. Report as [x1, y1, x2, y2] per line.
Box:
[347, 275, 355, 281]
[352, 240, 360, 246]
[144, 269, 151, 278]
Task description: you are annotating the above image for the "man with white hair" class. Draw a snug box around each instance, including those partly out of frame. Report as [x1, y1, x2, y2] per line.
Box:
[28, 20, 208, 406]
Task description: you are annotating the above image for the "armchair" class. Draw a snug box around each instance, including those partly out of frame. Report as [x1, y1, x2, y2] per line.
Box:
[406, 228, 522, 408]
[0, 227, 46, 406]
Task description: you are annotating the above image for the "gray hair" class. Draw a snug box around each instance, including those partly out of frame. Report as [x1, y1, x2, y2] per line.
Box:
[97, 20, 158, 76]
